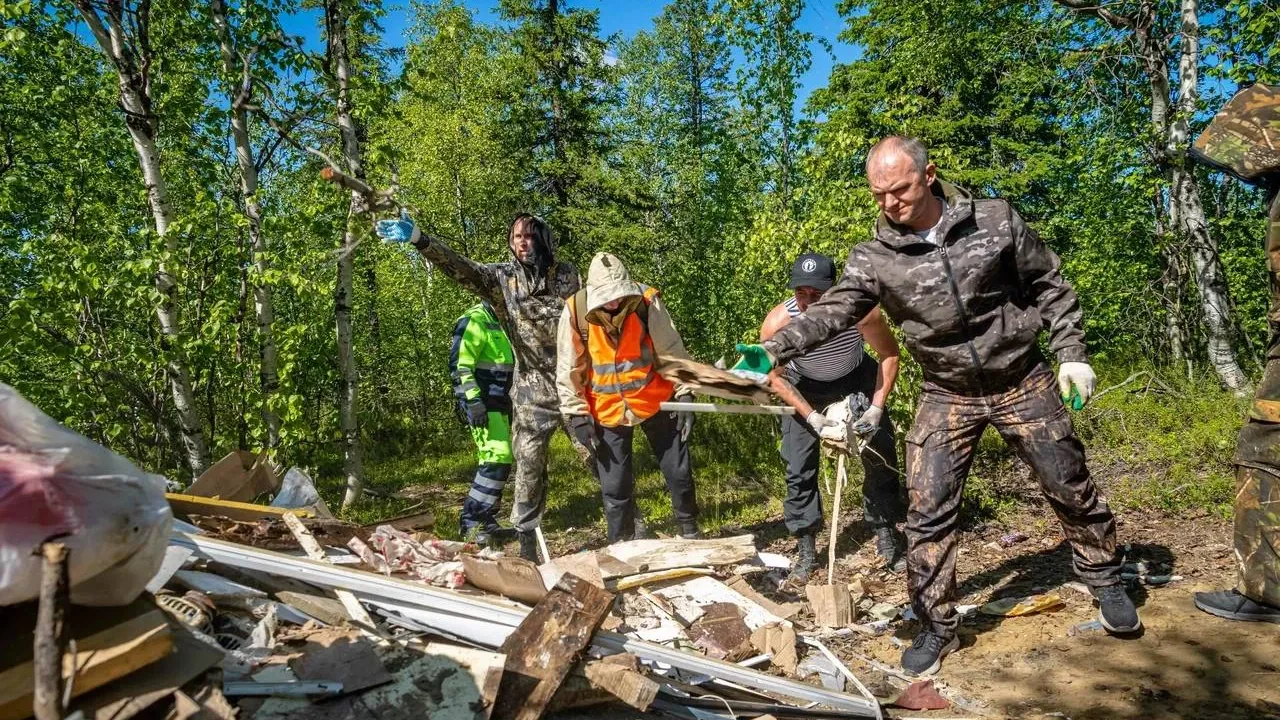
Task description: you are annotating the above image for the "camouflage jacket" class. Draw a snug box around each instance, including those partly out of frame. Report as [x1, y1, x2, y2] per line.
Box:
[414, 234, 580, 411]
[763, 181, 1087, 394]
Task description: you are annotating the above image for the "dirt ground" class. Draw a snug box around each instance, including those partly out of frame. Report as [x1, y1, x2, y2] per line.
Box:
[756, 505, 1280, 720]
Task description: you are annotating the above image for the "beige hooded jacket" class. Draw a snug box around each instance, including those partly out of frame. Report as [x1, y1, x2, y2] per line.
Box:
[556, 252, 693, 423]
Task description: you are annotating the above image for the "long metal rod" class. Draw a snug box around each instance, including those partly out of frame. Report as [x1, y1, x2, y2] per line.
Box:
[659, 401, 795, 415]
[173, 533, 878, 716]
[592, 631, 879, 716]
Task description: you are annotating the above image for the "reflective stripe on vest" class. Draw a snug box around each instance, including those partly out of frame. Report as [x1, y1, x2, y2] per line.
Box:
[586, 287, 674, 426]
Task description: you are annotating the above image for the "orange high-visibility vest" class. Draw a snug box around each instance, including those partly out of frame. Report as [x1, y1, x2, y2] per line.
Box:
[585, 287, 675, 427]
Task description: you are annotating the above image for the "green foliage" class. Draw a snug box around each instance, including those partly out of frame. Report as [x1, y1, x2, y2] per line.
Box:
[0, 0, 1273, 530]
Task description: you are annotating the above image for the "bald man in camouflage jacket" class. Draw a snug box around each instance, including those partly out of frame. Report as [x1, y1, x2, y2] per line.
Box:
[733, 137, 1137, 676]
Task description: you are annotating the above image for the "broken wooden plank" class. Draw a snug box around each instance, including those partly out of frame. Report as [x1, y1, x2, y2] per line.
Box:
[596, 535, 758, 579]
[491, 573, 614, 720]
[167, 493, 314, 523]
[363, 508, 435, 533]
[275, 591, 347, 626]
[70, 623, 223, 720]
[0, 608, 173, 720]
[281, 511, 377, 631]
[608, 566, 714, 591]
[653, 575, 786, 631]
[726, 575, 802, 619]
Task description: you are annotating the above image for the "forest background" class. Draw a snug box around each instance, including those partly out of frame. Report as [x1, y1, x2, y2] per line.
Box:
[1, 0, 1277, 536]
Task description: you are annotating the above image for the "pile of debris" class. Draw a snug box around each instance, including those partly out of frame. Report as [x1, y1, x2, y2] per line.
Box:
[0, 381, 931, 719]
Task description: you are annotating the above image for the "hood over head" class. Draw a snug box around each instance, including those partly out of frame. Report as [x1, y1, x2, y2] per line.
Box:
[585, 252, 645, 312]
[508, 213, 556, 276]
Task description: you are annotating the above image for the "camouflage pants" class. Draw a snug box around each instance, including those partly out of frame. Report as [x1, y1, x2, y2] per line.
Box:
[904, 364, 1121, 638]
[509, 401, 596, 531]
[1233, 353, 1280, 608]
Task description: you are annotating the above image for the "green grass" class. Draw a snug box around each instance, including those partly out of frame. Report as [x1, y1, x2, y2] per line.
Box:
[318, 366, 1248, 536]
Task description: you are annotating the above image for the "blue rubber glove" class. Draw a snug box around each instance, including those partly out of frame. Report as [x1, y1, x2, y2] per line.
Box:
[375, 211, 418, 243]
[731, 343, 774, 375]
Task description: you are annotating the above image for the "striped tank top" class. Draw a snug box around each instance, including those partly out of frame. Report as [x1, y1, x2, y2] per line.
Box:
[784, 296, 865, 381]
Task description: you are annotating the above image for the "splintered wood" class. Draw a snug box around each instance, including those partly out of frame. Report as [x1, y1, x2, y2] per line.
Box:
[491, 573, 614, 720]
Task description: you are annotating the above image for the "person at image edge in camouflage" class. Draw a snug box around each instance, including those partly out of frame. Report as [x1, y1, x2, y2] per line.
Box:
[734, 136, 1138, 676]
[375, 213, 597, 562]
[1189, 83, 1280, 623]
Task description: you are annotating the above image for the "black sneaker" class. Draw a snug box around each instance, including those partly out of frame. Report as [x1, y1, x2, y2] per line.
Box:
[901, 631, 959, 676]
[790, 532, 817, 584]
[1093, 583, 1142, 633]
[678, 521, 702, 540]
[634, 517, 651, 540]
[476, 526, 517, 547]
[517, 531, 539, 563]
[874, 527, 907, 573]
[1194, 589, 1280, 623]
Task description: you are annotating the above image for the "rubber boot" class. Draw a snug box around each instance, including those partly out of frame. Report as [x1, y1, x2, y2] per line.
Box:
[789, 532, 817, 584]
[518, 530, 539, 563]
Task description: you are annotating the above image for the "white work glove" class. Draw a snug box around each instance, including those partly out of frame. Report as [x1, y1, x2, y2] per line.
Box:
[1057, 361, 1096, 409]
[853, 404, 883, 435]
[805, 410, 833, 432]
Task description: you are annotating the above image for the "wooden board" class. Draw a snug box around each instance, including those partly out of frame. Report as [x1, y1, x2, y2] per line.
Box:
[167, 493, 314, 522]
[726, 575, 802, 619]
[281, 511, 376, 630]
[490, 573, 615, 720]
[656, 357, 773, 404]
[0, 608, 173, 720]
[72, 624, 223, 720]
[595, 535, 758, 580]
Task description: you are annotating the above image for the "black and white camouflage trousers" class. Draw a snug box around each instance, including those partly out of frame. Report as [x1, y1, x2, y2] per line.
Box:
[904, 364, 1122, 638]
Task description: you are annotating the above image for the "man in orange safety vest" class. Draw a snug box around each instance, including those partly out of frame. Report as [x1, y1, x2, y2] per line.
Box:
[556, 252, 700, 542]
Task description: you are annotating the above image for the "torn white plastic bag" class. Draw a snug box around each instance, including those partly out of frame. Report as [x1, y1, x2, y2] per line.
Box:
[0, 383, 173, 605]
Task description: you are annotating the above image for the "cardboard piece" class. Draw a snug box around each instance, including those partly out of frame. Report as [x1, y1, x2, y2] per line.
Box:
[287, 627, 392, 697]
[462, 555, 548, 605]
[539, 551, 605, 590]
[652, 576, 785, 632]
[749, 622, 799, 675]
[187, 450, 278, 502]
[579, 660, 659, 711]
[806, 583, 854, 628]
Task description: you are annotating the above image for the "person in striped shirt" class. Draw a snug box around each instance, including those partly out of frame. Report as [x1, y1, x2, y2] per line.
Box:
[760, 253, 907, 581]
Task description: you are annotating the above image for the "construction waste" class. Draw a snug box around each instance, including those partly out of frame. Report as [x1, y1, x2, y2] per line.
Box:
[0, 383, 951, 720]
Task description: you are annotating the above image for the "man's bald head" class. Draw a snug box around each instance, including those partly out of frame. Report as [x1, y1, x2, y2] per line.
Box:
[865, 136, 941, 231]
[866, 136, 930, 177]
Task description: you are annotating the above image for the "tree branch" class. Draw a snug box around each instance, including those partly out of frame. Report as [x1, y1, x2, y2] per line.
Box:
[1054, 0, 1137, 29]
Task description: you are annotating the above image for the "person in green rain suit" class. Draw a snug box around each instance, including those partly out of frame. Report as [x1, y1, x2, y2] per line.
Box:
[450, 301, 518, 545]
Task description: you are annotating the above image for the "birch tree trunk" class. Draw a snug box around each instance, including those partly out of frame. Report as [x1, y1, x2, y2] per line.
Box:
[326, 0, 367, 509]
[1165, 0, 1250, 393]
[73, 1, 209, 477]
[1057, 0, 1249, 392]
[210, 0, 283, 450]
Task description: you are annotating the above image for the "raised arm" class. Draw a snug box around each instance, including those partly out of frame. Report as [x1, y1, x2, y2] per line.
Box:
[375, 214, 501, 308]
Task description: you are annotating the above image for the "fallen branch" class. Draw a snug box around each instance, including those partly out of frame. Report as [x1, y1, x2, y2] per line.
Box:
[1090, 371, 1150, 403]
[33, 542, 70, 720]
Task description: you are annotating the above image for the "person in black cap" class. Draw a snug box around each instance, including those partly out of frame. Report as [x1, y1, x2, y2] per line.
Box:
[759, 252, 907, 582]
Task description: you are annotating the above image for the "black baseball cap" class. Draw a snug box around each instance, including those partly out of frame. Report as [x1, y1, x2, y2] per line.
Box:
[788, 253, 836, 291]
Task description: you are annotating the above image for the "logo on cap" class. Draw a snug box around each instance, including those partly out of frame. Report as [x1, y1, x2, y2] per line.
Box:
[802, 258, 817, 272]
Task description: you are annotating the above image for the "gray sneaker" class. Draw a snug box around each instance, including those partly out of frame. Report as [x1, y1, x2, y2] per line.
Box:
[901, 631, 959, 676]
[1093, 583, 1142, 633]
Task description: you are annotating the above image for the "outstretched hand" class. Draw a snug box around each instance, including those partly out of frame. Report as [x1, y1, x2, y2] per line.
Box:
[375, 210, 419, 243]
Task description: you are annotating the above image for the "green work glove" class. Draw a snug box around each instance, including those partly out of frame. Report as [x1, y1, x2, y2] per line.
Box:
[731, 343, 774, 376]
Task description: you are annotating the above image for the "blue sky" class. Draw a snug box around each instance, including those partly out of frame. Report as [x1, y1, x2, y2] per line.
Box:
[280, 1, 862, 108]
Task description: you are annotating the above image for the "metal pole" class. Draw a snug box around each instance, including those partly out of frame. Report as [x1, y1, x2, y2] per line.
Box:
[659, 401, 795, 415]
